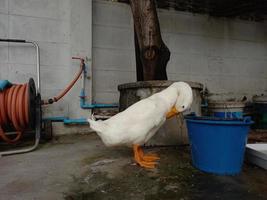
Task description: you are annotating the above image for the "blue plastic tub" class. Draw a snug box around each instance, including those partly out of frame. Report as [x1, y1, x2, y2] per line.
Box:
[213, 111, 243, 119]
[185, 115, 253, 175]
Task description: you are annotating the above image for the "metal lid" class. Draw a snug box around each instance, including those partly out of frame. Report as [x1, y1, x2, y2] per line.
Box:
[208, 100, 246, 108]
[118, 80, 203, 91]
[253, 95, 267, 103]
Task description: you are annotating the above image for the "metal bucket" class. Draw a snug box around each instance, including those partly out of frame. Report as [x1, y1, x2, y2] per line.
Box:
[118, 80, 203, 145]
[208, 101, 246, 119]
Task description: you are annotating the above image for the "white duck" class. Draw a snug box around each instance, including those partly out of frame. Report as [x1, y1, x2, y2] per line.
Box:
[88, 82, 193, 169]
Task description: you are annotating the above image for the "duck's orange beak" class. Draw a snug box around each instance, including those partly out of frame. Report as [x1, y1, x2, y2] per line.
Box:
[166, 106, 179, 119]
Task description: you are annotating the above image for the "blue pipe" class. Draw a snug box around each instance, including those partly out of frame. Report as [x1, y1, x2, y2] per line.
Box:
[79, 89, 118, 109]
[43, 116, 88, 125]
[79, 61, 118, 109]
[42, 61, 118, 125]
[63, 118, 88, 125]
[42, 116, 66, 122]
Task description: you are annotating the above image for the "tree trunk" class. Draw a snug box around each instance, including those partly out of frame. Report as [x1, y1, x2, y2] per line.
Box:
[129, 0, 170, 81]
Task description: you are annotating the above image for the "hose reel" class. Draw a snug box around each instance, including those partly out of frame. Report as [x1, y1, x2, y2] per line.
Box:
[0, 38, 41, 156]
[0, 78, 38, 144]
[0, 39, 85, 156]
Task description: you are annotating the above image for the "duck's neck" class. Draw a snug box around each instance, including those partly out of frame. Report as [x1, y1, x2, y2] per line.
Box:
[157, 86, 179, 108]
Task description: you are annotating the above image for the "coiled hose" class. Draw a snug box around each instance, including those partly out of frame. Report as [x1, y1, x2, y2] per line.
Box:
[0, 58, 84, 144]
[0, 83, 29, 144]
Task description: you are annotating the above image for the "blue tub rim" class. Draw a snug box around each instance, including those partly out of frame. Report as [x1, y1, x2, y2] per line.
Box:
[185, 114, 254, 126]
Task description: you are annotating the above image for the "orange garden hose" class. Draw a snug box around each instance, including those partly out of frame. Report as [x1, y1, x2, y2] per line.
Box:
[42, 57, 84, 105]
[0, 57, 84, 144]
[0, 83, 29, 144]
[0, 39, 40, 155]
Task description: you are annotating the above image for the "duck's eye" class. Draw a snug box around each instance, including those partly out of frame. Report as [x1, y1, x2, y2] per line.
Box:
[182, 105, 185, 109]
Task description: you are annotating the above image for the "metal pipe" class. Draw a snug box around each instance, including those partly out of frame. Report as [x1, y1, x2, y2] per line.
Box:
[1, 117, 41, 156]
[27, 40, 40, 94]
[0, 39, 40, 93]
[0, 39, 26, 43]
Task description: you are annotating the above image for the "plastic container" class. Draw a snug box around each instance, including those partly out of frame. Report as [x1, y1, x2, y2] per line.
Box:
[185, 114, 253, 175]
[253, 95, 267, 129]
[208, 101, 245, 119]
[246, 143, 267, 170]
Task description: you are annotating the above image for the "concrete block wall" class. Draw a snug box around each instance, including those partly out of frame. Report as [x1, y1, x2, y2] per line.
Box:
[93, 0, 267, 103]
[92, 0, 136, 103]
[0, 0, 93, 134]
[0, 0, 266, 135]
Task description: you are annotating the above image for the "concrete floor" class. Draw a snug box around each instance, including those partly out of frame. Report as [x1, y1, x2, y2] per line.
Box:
[0, 134, 266, 200]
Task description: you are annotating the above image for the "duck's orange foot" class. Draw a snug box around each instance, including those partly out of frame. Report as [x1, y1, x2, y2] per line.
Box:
[133, 144, 160, 169]
[137, 160, 157, 169]
[143, 153, 160, 162]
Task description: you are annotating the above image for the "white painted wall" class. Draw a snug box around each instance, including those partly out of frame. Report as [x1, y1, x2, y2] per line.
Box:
[92, 0, 135, 103]
[93, 0, 267, 102]
[0, 0, 93, 134]
[0, 0, 266, 135]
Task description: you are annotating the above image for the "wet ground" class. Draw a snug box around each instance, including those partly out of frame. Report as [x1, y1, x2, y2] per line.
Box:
[0, 134, 266, 200]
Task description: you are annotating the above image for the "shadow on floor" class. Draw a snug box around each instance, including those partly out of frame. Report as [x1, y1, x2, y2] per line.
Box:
[0, 134, 266, 200]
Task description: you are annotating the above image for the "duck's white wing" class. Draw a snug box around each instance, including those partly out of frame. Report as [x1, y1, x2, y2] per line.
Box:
[97, 98, 167, 146]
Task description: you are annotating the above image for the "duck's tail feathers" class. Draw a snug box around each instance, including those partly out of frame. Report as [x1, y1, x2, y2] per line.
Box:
[87, 114, 106, 133]
[91, 112, 96, 121]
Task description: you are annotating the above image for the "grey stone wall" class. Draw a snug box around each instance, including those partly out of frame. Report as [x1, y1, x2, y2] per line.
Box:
[0, 0, 266, 135]
[0, 0, 93, 134]
[93, 0, 267, 102]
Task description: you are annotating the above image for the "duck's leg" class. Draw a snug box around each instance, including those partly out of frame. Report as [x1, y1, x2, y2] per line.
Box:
[138, 147, 160, 161]
[133, 144, 157, 169]
[166, 106, 178, 119]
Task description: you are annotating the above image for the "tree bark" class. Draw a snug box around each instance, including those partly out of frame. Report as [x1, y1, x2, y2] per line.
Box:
[129, 0, 170, 81]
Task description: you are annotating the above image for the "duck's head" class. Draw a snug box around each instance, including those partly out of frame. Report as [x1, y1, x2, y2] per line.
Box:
[170, 81, 193, 113]
[171, 82, 193, 112]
